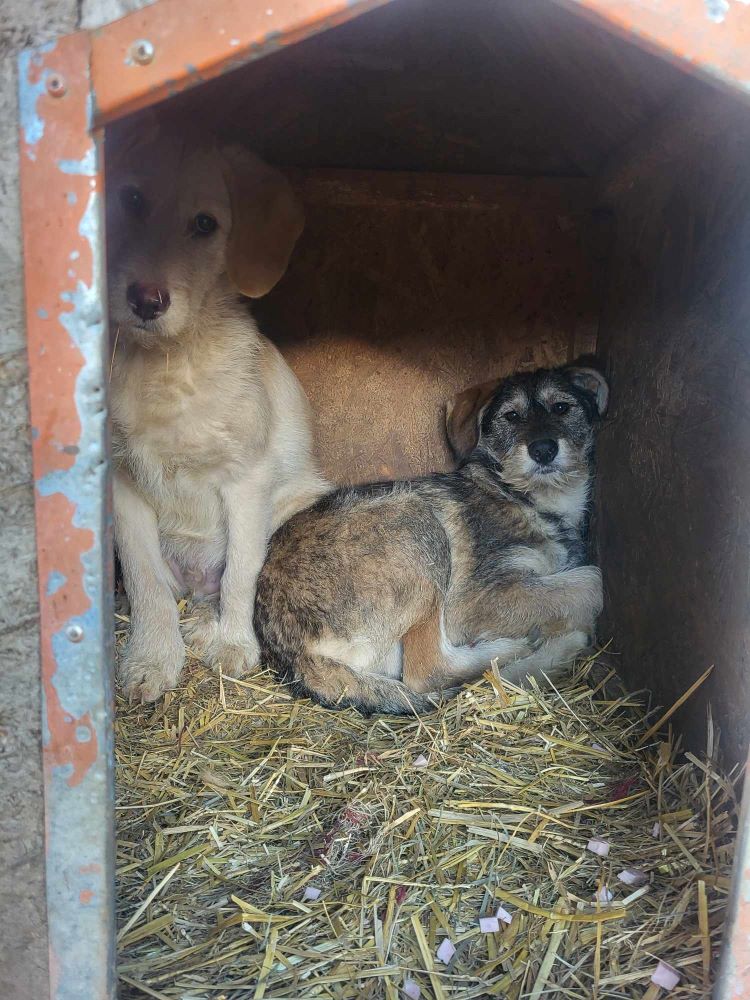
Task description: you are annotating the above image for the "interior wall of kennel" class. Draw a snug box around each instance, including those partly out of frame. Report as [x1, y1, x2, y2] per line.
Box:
[12, 0, 750, 998]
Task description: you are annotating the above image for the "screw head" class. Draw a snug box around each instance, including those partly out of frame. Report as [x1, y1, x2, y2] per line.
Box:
[46, 73, 66, 98]
[130, 39, 155, 65]
[66, 624, 84, 643]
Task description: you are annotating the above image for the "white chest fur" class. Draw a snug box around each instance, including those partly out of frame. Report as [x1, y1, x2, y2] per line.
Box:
[111, 327, 267, 568]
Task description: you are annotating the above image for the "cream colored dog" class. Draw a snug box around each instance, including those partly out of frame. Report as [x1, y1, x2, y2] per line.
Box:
[108, 122, 327, 701]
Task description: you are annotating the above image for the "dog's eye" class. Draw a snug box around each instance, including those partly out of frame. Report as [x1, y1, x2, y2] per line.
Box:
[193, 213, 218, 236]
[120, 185, 147, 219]
[552, 401, 571, 415]
[503, 410, 521, 423]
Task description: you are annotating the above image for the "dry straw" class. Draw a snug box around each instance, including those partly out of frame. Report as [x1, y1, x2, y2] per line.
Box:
[116, 614, 737, 999]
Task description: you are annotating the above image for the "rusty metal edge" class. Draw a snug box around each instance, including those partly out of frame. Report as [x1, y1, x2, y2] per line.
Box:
[715, 753, 750, 999]
[18, 31, 116, 1000]
[90, 0, 395, 126]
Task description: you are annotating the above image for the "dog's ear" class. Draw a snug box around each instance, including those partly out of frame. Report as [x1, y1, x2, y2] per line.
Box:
[565, 366, 610, 417]
[446, 378, 503, 460]
[221, 146, 305, 298]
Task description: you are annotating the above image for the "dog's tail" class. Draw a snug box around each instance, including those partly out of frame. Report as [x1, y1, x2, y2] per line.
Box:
[260, 635, 442, 716]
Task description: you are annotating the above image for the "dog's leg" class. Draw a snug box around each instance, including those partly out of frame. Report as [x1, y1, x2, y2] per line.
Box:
[444, 566, 602, 646]
[497, 630, 591, 686]
[114, 473, 185, 701]
[187, 472, 269, 677]
[403, 605, 537, 693]
[294, 650, 445, 715]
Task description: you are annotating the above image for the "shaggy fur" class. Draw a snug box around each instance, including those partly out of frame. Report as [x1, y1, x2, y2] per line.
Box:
[255, 364, 608, 714]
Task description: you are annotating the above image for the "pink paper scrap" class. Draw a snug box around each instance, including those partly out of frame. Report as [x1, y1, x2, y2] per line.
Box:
[586, 837, 610, 857]
[594, 886, 614, 904]
[592, 743, 605, 752]
[403, 979, 421, 999]
[650, 960, 680, 990]
[479, 916, 500, 933]
[303, 885, 322, 902]
[413, 754, 429, 768]
[495, 906, 513, 924]
[618, 868, 647, 886]
[436, 938, 456, 965]
[651, 821, 662, 838]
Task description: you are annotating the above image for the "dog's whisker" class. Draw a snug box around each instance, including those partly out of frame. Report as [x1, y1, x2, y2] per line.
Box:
[109, 326, 121, 383]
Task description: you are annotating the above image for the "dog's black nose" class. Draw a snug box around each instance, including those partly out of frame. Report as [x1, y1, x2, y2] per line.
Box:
[528, 439, 559, 465]
[127, 282, 171, 322]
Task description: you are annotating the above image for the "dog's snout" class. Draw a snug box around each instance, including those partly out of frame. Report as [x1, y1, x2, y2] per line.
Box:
[528, 439, 559, 466]
[127, 282, 171, 322]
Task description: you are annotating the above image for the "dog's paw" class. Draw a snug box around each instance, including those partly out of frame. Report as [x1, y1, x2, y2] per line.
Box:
[119, 638, 185, 703]
[208, 630, 260, 678]
[527, 626, 545, 651]
[182, 602, 220, 660]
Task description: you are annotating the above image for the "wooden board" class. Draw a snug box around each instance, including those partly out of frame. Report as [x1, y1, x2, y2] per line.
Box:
[255, 169, 606, 483]
[155, 0, 686, 179]
[594, 85, 750, 768]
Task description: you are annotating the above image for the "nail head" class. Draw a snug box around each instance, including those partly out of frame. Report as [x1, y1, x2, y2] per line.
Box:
[130, 39, 155, 65]
[46, 74, 66, 97]
[66, 624, 84, 643]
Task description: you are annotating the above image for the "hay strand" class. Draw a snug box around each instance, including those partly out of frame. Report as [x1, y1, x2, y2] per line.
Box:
[115, 621, 737, 999]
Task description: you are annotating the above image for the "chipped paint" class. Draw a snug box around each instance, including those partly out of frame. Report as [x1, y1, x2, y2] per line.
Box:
[706, 0, 730, 22]
[18, 42, 56, 152]
[19, 30, 115, 1000]
[561, 0, 750, 97]
[58, 147, 97, 175]
[46, 570, 67, 596]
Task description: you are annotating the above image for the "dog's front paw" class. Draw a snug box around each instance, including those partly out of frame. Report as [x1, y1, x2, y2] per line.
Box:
[209, 629, 260, 678]
[182, 601, 220, 660]
[119, 636, 185, 703]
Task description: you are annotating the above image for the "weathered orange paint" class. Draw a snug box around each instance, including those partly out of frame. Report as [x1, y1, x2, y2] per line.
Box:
[91, 0, 394, 125]
[557, 0, 750, 98]
[20, 26, 115, 996]
[37, 493, 99, 790]
[19, 32, 101, 787]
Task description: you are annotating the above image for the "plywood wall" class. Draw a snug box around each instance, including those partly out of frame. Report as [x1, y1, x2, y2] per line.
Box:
[595, 86, 750, 768]
[256, 170, 606, 483]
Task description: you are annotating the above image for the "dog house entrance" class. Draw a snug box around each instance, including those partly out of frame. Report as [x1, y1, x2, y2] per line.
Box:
[18, 0, 750, 996]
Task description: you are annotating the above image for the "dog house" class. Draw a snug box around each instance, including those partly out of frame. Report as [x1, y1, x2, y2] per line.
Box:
[17, 0, 750, 996]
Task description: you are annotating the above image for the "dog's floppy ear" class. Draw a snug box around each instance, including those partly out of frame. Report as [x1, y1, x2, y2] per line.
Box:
[446, 377, 503, 461]
[221, 146, 304, 299]
[565, 366, 610, 417]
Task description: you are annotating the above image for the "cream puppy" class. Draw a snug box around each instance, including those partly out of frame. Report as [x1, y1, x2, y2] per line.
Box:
[108, 123, 327, 701]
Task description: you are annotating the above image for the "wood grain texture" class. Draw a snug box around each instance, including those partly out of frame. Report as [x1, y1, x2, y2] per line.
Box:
[255, 170, 605, 483]
[155, 0, 686, 179]
[594, 85, 750, 769]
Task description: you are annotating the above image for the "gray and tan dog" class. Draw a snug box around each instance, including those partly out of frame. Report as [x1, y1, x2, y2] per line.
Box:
[255, 364, 609, 714]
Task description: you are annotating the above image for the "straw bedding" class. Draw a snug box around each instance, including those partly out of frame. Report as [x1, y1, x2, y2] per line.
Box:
[116, 610, 737, 999]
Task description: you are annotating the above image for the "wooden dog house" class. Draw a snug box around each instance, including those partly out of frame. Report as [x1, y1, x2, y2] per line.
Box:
[17, 0, 750, 995]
